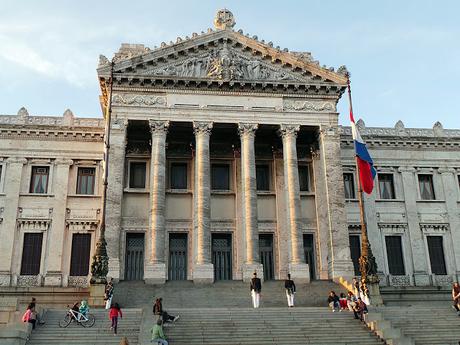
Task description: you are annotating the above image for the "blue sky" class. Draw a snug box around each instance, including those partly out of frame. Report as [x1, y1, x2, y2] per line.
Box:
[0, 0, 458, 129]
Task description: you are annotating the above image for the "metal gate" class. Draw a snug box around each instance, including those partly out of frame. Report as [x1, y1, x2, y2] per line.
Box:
[125, 233, 144, 281]
[212, 234, 232, 280]
[303, 234, 316, 280]
[259, 234, 274, 280]
[168, 233, 187, 280]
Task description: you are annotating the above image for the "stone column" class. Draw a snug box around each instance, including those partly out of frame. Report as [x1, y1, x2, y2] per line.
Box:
[105, 118, 127, 282]
[318, 125, 354, 281]
[0, 157, 26, 286]
[279, 124, 310, 283]
[399, 166, 429, 285]
[144, 120, 169, 284]
[439, 167, 460, 281]
[238, 123, 263, 281]
[44, 158, 73, 286]
[192, 121, 214, 283]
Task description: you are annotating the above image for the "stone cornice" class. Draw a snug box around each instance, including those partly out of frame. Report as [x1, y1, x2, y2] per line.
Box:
[0, 128, 104, 142]
[0, 114, 103, 128]
[340, 125, 460, 139]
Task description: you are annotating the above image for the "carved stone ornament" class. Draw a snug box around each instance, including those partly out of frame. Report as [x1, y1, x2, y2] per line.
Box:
[283, 100, 335, 112]
[68, 276, 89, 288]
[98, 54, 110, 67]
[193, 121, 213, 136]
[279, 124, 300, 138]
[17, 107, 29, 117]
[149, 120, 170, 134]
[214, 9, 236, 30]
[238, 123, 258, 137]
[146, 43, 305, 83]
[112, 93, 166, 107]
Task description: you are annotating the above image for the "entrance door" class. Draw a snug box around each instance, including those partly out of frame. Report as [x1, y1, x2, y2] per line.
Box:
[303, 234, 316, 280]
[349, 235, 361, 276]
[212, 234, 232, 280]
[168, 233, 187, 280]
[125, 233, 144, 281]
[259, 234, 274, 280]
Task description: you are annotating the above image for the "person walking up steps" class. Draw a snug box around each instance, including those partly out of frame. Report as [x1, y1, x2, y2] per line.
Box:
[284, 274, 296, 307]
[250, 272, 262, 308]
[109, 303, 123, 335]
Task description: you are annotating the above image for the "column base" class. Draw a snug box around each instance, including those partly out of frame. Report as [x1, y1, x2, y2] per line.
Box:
[288, 263, 310, 284]
[44, 271, 63, 286]
[413, 272, 431, 286]
[368, 282, 384, 306]
[329, 259, 354, 282]
[144, 263, 167, 284]
[242, 263, 264, 282]
[193, 263, 214, 284]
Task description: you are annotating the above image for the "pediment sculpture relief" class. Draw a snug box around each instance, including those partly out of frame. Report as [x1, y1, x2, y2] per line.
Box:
[146, 45, 306, 82]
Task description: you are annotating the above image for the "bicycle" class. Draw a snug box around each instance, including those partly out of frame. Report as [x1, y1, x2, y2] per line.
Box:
[58, 306, 95, 328]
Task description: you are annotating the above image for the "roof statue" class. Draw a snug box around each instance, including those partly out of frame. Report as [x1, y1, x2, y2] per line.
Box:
[214, 9, 236, 30]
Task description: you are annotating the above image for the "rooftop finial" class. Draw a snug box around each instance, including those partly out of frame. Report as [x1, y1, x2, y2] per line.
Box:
[214, 9, 235, 30]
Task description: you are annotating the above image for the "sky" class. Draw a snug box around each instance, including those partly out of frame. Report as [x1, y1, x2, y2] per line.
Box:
[0, 0, 459, 129]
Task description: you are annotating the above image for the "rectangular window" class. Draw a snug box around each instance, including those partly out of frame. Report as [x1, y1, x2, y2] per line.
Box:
[70, 234, 92, 276]
[0, 165, 2, 185]
[29, 166, 49, 194]
[170, 163, 187, 189]
[256, 164, 270, 191]
[76, 167, 95, 195]
[427, 236, 447, 275]
[378, 174, 395, 199]
[349, 235, 361, 276]
[343, 173, 355, 199]
[20, 233, 43, 275]
[385, 236, 405, 275]
[129, 162, 146, 189]
[418, 174, 435, 200]
[211, 164, 230, 190]
[298, 165, 310, 192]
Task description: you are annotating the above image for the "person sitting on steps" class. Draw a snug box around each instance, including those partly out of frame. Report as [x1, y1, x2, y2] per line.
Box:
[452, 282, 460, 316]
[153, 298, 179, 324]
[151, 318, 168, 345]
[327, 291, 340, 312]
[353, 297, 368, 321]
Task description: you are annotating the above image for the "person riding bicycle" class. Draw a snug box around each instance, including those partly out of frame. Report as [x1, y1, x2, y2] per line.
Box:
[71, 301, 80, 321]
[79, 300, 89, 321]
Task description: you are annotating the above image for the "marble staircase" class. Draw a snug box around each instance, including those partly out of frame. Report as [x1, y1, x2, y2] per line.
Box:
[26, 308, 142, 345]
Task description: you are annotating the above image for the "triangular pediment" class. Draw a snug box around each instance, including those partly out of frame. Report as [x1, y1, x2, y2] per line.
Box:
[98, 29, 348, 87]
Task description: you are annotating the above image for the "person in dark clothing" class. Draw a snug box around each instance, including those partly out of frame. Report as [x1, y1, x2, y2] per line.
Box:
[153, 298, 179, 323]
[353, 297, 368, 321]
[284, 274, 296, 307]
[250, 272, 262, 308]
[452, 282, 460, 315]
[327, 291, 340, 312]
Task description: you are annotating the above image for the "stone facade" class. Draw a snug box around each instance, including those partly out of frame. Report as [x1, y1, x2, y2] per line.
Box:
[0, 10, 458, 287]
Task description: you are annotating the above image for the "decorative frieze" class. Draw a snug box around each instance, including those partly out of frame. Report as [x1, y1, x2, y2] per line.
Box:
[283, 100, 335, 112]
[434, 275, 453, 286]
[17, 220, 50, 232]
[389, 275, 411, 287]
[378, 223, 407, 234]
[420, 223, 449, 233]
[68, 276, 89, 288]
[112, 93, 167, 107]
[17, 275, 41, 287]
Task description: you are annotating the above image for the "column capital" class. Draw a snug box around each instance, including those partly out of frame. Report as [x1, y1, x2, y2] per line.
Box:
[397, 166, 416, 173]
[149, 120, 170, 135]
[6, 157, 27, 165]
[319, 125, 339, 138]
[54, 158, 74, 166]
[238, 123, 258, 137]
[111, 117, 128, 131]
[193, 121, 213, 136]
[438, 167, 456, 174]
[278, 124, 300, 138]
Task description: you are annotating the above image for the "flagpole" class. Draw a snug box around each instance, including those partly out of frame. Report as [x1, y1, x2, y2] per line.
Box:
[345, 73, 382, 305]
[90, 60, 114, 285]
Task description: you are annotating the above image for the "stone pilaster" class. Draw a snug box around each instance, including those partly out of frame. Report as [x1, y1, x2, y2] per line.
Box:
[238, 123, 263, 281]
[0, 157, 26, 286]
[438, 167, 460, 280]
[192, 121, 214, 283]
[279, 124, 310, 283]
[144, 120, 169, 284]
[399, 166, 429, 285]
[44, 158, 73, 286]
[105, 118, 127, 282]
[318, 125, 354, 281]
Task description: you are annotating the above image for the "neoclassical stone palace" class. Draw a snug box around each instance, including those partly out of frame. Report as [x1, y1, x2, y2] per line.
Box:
[0, 10, 459, 288]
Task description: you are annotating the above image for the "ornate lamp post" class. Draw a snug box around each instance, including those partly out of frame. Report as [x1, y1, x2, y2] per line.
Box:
[90, 60, 115, 285]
